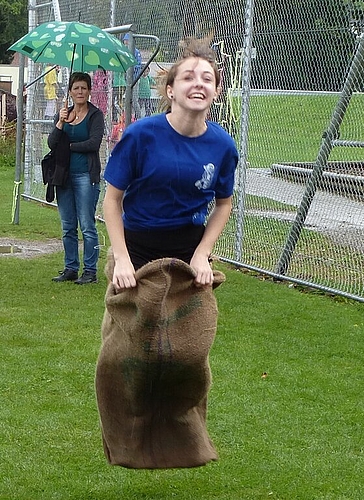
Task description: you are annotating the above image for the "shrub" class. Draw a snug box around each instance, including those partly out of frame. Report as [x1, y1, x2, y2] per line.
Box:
[0, 124, 17, 170]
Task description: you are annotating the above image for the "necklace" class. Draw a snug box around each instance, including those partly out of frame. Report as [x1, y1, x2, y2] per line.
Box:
[75, 109, 86, 120]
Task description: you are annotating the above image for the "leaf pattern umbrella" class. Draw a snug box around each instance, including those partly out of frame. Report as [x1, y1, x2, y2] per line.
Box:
[9, 21, 136, 73]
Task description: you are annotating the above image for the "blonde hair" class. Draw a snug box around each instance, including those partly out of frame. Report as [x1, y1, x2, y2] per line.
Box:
[158, 38, 220, 112]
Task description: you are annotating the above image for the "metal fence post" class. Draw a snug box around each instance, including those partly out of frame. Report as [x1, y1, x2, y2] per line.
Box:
[276, 33, 364, 275]
[234, 0, 254, 261]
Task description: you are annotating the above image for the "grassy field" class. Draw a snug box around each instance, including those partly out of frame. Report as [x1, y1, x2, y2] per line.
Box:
[1, 141, 364, 499]
[236, 93, 364, 168]
[220, 93, 364, 298]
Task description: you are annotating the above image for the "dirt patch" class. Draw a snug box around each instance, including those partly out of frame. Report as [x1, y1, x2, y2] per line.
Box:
[0, 238, 63, 258]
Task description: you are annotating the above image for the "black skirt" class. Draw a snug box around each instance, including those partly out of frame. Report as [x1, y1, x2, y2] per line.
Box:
[125, 225, 205, 270]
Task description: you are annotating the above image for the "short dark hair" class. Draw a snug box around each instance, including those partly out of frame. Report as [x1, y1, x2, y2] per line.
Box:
[68, 72, 91, 91]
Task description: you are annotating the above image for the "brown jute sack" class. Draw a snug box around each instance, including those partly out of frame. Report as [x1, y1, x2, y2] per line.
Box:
[95, 250, 225, 469]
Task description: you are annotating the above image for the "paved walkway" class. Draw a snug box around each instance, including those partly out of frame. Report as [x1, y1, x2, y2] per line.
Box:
[245, 168, 364, 251]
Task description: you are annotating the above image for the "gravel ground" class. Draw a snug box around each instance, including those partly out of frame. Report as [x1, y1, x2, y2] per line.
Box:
[246, 168, 364, 252]
[0, 238, 63, 258]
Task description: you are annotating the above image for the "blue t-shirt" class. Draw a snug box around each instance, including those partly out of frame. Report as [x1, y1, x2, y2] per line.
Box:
[103, 113, 239, 230]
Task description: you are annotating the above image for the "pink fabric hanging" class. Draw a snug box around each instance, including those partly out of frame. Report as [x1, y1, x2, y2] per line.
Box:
[91, 70, 110, 115]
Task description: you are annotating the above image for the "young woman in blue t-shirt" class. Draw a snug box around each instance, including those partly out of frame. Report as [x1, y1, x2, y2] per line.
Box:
[103, 39, 239, 291]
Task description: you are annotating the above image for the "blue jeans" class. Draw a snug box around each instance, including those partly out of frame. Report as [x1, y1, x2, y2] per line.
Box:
[56, 173, 100, 273]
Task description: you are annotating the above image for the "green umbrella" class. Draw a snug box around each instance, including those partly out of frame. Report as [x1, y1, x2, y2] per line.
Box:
[9, 21, 136, 74]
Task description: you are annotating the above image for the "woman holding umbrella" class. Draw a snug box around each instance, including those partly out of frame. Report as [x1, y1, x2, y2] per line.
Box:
[48, 72, 105, 284]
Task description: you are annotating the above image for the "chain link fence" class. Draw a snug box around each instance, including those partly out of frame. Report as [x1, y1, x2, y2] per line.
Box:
[21, 0, 364, 301]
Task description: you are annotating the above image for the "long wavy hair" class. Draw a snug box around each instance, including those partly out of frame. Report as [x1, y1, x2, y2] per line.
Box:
[157, 38, 220, 113]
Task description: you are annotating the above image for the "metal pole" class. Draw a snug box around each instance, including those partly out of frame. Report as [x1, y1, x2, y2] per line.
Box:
[234, 0, 254, 261]
[23, 0, 37, 197]
[12, 55, 25, 224]
[52, 0, 61, 20]
[110, 0, 116, 27]
[276, 32, 364, 275]
[105, 0, 116, 159]
[124, 33, 160, 128]
[124, 29, 135, 128]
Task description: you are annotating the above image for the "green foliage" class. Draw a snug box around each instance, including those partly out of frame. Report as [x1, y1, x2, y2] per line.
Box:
[0, 134, 16, 169]
[0, 0, 27, 63]
[252, 0, 353, 91]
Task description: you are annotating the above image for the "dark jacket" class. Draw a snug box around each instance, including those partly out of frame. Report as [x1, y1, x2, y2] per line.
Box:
[42, 131, 71, 202]
[48, 101, 104, 184]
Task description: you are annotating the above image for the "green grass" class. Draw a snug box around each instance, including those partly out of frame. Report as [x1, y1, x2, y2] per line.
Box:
[219, 211, 364, 295]
[234, 94, 364, 168]
[0, 162, 60, 241]
[239, 194, 297, 213]
[1, 142, 364, 499]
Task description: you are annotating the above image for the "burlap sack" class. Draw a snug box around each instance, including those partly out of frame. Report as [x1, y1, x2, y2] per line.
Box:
[95, 250, 225, 469]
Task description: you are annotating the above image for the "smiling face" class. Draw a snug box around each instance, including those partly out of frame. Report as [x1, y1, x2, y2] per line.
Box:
[166, 57, 218, 115]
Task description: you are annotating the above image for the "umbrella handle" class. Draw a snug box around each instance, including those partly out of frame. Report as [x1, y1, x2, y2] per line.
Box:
[61, 95, 76, 123]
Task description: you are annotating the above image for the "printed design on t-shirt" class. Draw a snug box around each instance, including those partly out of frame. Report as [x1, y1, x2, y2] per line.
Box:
[195, 163, 215, 190]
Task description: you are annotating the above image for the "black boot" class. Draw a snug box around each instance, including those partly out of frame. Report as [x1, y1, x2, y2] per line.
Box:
[74, 271, 97, 285]
[52, 269, 78, 282]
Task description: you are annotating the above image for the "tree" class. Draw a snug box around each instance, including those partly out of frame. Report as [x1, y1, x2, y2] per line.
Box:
[251, 0, 355, 91]
[0, 0, 28, 64]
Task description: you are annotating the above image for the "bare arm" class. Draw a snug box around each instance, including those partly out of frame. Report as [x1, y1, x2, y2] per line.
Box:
[103, 184, 137, 289]
[190, 197, 232, 285]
